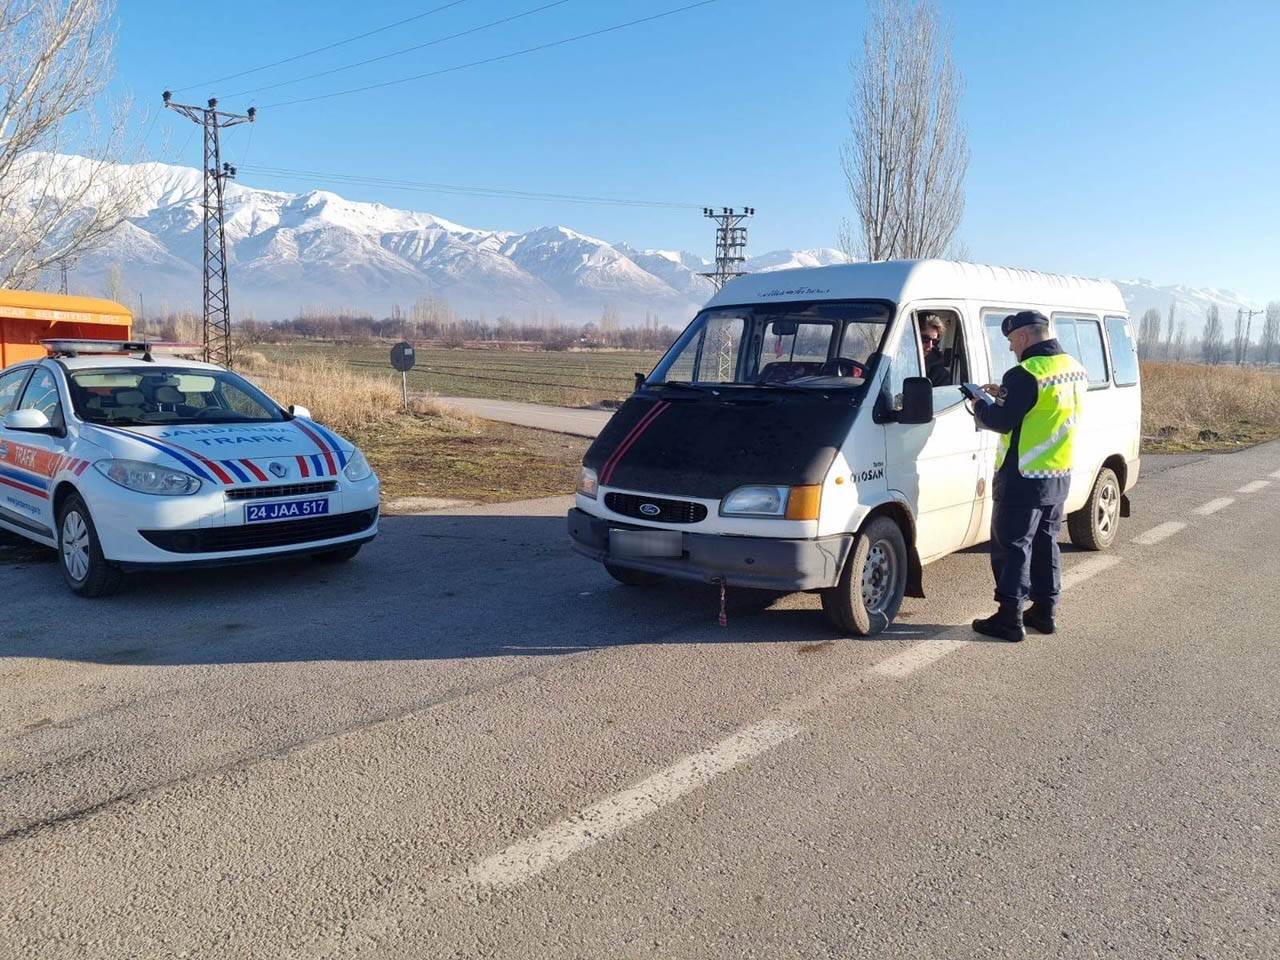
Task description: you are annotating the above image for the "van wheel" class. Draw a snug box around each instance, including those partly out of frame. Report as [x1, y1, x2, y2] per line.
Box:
[58, 494, 125, 598]
[603, 562, 666, 586]
[821, 516, 907, 636]
[1068, 467, 1120, 550]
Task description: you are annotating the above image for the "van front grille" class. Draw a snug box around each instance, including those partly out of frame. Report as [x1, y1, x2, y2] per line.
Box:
[605, 493, 707, 524]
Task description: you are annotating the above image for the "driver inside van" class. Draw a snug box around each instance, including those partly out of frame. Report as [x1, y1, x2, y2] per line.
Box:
[919, 314, 950, 386]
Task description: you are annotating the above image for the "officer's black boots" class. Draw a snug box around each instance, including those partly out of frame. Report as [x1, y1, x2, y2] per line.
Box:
[972, 603, 1025, 643]
[1023, 603, 1057, 634]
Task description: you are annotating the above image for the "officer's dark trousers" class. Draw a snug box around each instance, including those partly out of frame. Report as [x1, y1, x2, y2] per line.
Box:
[990, 500, 1065, 606]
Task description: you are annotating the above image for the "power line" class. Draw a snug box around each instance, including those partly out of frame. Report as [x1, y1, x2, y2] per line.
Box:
[226, 0, 572, 100]
[239, 163, 702, 209]
[172, 0, 478, 93]
[262, 0, 721, 109]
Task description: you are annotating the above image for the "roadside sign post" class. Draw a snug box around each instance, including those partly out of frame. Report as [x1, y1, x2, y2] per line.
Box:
[390, 341, 416, 410]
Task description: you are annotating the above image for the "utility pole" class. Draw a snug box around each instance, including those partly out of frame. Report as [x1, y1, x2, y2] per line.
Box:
[1240, 307, 1263, 365]
[699, 207, 754, 291]
[59, 259, 71, 295]
[163, 91, 256, 366]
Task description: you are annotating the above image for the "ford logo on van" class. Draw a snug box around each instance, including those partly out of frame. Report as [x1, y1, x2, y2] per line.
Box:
[639, 502, 661, 517]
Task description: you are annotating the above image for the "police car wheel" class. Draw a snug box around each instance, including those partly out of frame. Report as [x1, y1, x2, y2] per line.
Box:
[58, 494, 125, 598]
[1067, 467, 1120, 551]
[821, 516, 907, 637]
[603, 562, 666, 586]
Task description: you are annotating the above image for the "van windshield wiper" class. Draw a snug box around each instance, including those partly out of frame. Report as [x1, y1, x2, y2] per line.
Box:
[648, 381, 709, 395]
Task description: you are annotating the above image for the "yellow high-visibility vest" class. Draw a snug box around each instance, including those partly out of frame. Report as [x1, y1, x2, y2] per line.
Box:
[997, 353, 1088, 479]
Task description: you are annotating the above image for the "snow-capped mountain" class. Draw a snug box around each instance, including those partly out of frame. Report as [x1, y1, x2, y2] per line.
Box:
[19, 154, 1263, 330]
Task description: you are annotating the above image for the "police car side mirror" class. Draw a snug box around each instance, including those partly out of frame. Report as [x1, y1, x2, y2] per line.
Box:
[898, 377, 934, 424]
[288, 404, 312, 420]
[4, 409, 53, 431]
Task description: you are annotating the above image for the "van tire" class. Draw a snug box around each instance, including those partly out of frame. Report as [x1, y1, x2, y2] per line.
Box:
[603, 562, 666, 586]
[821, 516, 907, 636]
[58, 494, 125, 598]
[1067, 466, 1120, 551]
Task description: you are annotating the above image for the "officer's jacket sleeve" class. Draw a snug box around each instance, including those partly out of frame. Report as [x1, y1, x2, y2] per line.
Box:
[975, 366, 1037, 433]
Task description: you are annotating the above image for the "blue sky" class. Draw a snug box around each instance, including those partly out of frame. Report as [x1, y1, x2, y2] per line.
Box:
[111, 0, 1278, 301]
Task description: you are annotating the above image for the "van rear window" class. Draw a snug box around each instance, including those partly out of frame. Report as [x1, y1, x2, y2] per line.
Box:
[1054, 316, 1109, 386]
[1106, 316, 1140, 386]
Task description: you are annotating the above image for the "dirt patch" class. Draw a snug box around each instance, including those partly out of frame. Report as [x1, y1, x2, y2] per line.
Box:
[351, 415, 591, 504]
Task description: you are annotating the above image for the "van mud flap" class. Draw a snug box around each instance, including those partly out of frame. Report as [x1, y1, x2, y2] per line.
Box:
[906, 549, 925, 599]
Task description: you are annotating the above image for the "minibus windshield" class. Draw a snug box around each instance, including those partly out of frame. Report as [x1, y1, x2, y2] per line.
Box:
[648, 300, 891, 389]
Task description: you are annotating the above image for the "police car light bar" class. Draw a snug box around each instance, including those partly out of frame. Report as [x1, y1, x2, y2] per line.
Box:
[41, 339, 204, 360]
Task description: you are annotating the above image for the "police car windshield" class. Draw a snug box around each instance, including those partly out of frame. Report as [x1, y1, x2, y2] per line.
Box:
[67, 367, 286, 426]
[648, 300, 890, 389]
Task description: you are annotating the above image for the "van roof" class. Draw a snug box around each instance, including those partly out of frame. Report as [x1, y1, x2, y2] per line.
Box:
[706, 259, 1127, 315]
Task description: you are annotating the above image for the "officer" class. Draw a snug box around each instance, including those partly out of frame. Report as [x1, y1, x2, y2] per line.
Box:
[969, 310, 1088, 642]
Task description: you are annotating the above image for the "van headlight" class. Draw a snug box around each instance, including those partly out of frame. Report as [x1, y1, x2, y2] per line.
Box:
[94, 459, 202, 496]
[343, 449, 373, 482]
[578, 466, 598, 499]
[721, 484, 821, 520]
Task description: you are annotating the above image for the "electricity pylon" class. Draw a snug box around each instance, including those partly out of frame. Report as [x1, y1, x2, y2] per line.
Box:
[163, 92, 256, 366]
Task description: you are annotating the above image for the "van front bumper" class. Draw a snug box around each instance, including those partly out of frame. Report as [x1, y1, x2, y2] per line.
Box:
[567, 508, 852, 591]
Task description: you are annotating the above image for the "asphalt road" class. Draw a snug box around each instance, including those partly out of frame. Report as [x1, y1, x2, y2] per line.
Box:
[1, 443, 1277, 959]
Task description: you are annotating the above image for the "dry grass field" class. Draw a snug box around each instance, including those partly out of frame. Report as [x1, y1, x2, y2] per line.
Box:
[258, 341, 661, 408]
[1140, 361, 1280, 451]
[242, 352, 589, 503]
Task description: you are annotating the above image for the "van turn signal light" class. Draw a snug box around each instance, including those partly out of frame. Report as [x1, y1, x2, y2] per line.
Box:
[785, 485, 822, 520]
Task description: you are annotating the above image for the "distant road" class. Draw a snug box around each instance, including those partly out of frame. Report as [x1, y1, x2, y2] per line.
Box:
[434, 395, 614, 437]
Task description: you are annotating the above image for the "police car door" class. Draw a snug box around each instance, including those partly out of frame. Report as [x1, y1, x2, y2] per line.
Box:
[882, 304, 983, 562]
[0, 365, 44, 537]
[5, 366, 69, 538]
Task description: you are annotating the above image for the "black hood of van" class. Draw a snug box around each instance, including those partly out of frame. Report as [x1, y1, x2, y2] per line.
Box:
[584, 389, 861, 499]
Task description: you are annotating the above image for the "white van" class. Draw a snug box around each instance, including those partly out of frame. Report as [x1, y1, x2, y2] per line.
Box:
[567, 259, 1141, 634]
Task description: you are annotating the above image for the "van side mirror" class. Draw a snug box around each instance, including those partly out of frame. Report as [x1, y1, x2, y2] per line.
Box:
[898, 377, 934, 424]
[634, 372, 646, 390]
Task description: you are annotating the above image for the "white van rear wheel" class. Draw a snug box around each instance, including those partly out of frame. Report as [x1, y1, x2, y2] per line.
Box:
[1067, 466, 1120, 551]
[821, 517, 907, 636]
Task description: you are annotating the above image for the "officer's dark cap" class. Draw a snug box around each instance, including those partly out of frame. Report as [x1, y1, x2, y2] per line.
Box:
[1001, 310, 1049, 336]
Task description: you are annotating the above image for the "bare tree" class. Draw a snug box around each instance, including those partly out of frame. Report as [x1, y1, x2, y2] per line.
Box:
[1163, 300, 1176, 360]
[103, 262, 126, 304]
[839, 0, 969, 262]
[1262, 300, 1280, 365]
[1232, 308, 1248, 364]
[1137, 308, 1161, 360]
[1172, 321, 1187, 362]
[0, 0, 140, 290]
[1202, 304, 1225, 364]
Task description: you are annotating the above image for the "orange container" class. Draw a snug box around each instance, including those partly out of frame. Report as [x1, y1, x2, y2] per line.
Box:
[0, 290, 132, 367]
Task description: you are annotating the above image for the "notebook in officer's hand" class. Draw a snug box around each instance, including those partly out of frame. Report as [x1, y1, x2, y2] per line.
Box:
[960, 383, 995, 405]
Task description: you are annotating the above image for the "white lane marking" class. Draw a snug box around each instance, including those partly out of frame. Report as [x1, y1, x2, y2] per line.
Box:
[1237, 480, 1271, 494]
[450, 542, 1128, 892]
[866, 552, 1125, 679]
[870, 638, 970, 678]
[1058, 553, 1122, 591]
[459, 719, 802, 891]
[1194, 497, 1235, 515]
[1132, 521, 1186, 546]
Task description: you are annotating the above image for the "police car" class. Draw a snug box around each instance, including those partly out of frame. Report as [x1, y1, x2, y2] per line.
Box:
[0, 340, 380, 596]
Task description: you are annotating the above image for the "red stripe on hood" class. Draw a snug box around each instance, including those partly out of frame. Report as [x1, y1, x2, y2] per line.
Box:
[599, 401, 670, 486]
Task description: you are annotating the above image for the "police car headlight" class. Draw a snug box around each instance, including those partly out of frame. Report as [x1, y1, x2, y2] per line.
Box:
[94, 459, 202, 496]
[343, 449, 373, 482]
[721, 484, 821, 520]
[578, 466, 598, 499]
